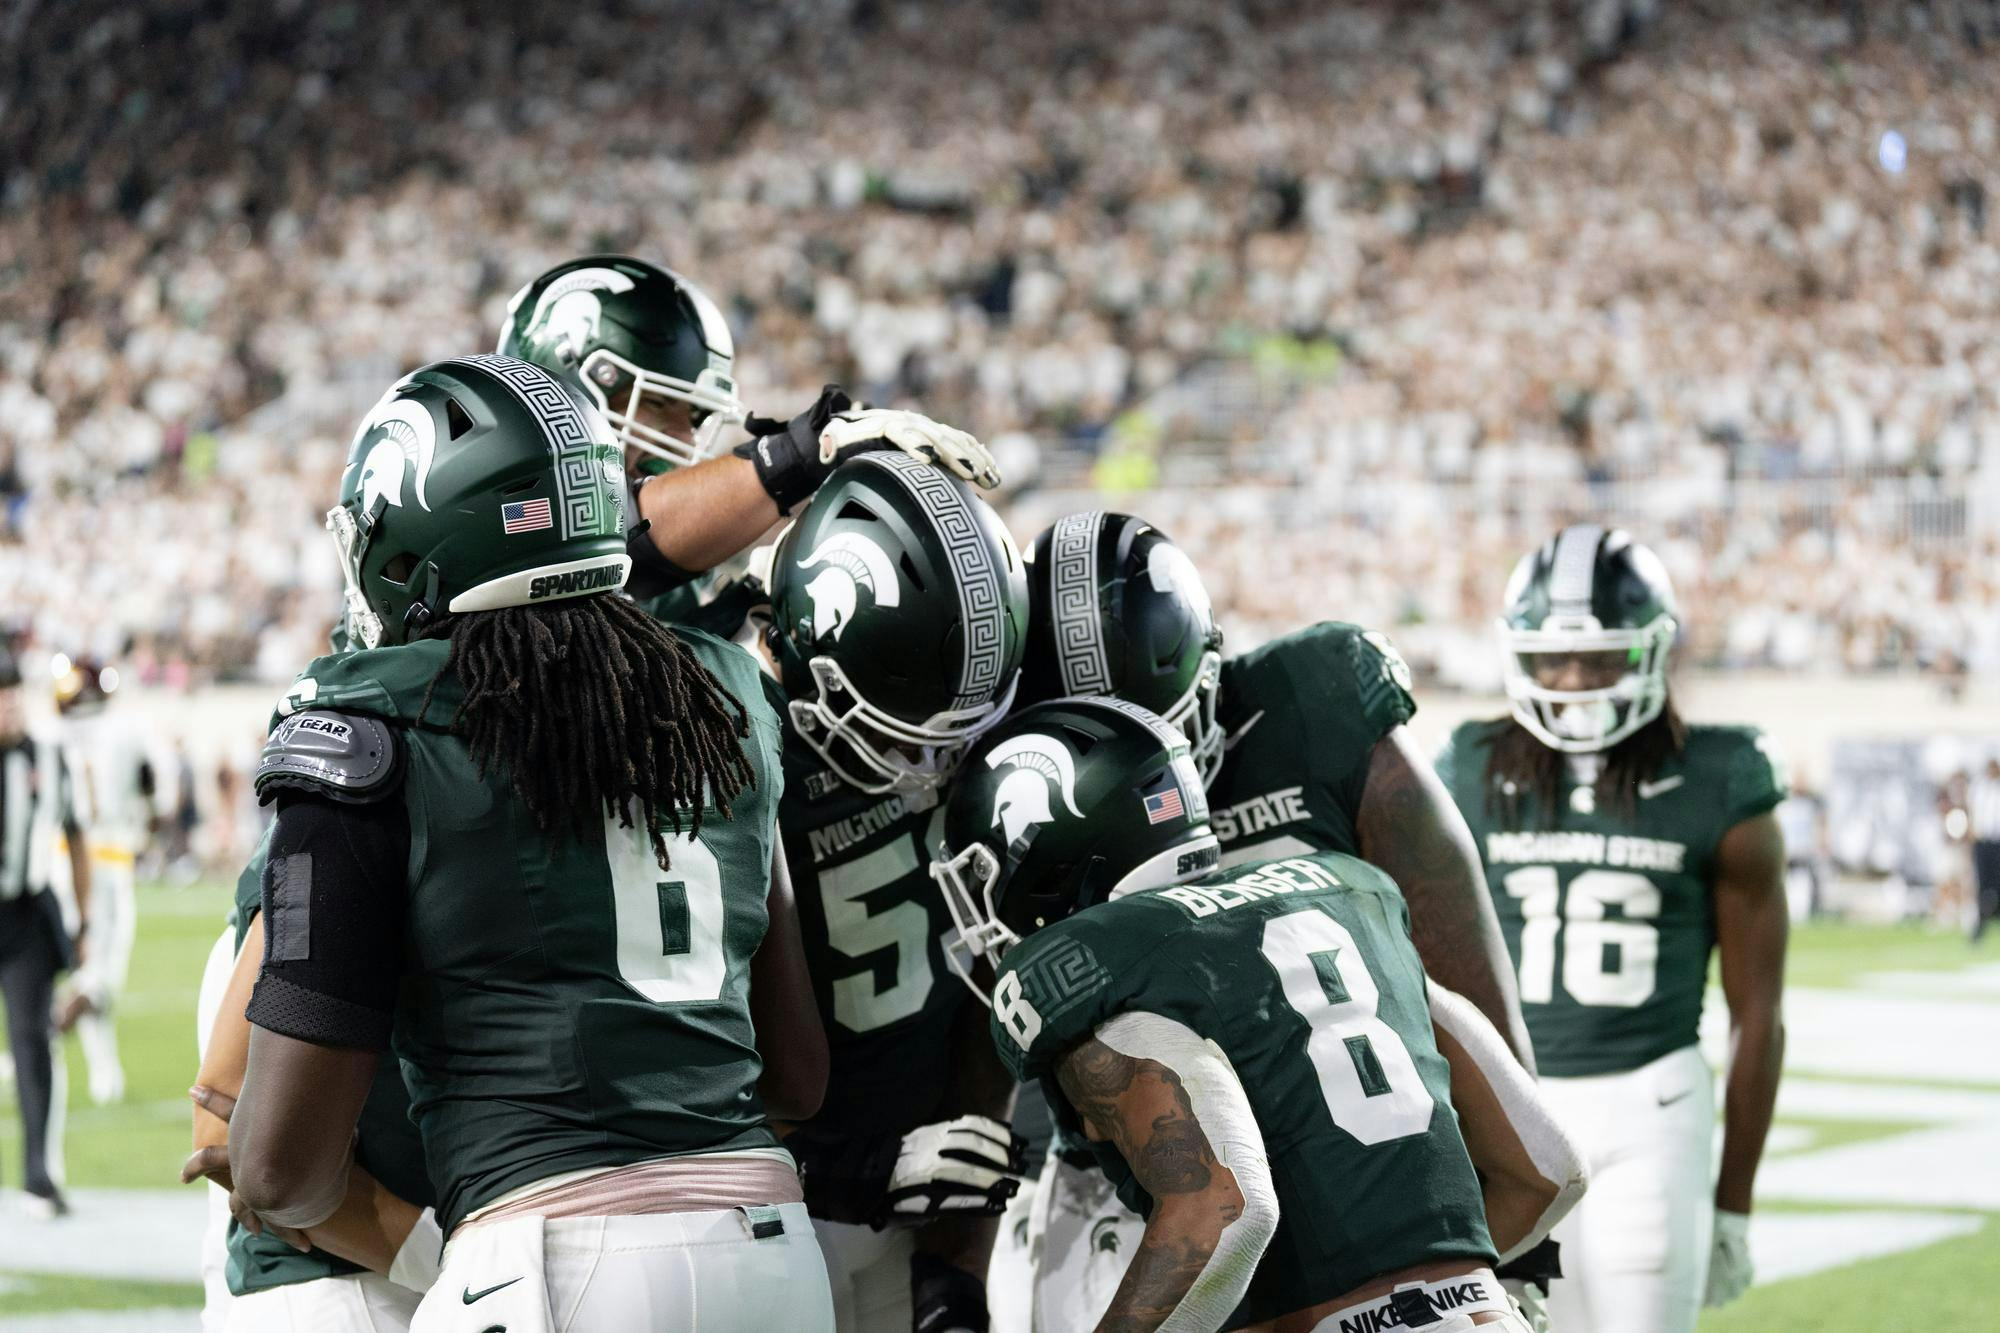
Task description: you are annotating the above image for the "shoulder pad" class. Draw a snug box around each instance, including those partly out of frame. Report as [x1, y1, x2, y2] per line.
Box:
[255, 710, 404, 806]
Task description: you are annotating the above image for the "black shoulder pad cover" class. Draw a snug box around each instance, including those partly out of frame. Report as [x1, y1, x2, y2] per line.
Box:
[255, 710, 403, 806]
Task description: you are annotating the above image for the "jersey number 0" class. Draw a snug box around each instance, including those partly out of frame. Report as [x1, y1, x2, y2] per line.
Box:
[606, 815, 729, 1004]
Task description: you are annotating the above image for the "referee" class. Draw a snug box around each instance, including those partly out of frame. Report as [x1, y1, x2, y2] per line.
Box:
[1972, 758, 2000, 942]
[0, 654, 92, 1216]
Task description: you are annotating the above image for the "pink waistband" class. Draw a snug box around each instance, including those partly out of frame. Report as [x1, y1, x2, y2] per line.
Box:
[461, 1153, 803, 1233]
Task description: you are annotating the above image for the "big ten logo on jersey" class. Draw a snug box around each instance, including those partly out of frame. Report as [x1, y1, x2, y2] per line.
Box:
[1211, 785, 1309, 843]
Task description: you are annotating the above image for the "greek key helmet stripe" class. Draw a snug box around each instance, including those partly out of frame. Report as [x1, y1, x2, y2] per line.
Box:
[1049, 511, 1112, 696]
[456, 353, 615, 542]
[855, 451, 1007, 708]
[1549, 522, 1605, 619]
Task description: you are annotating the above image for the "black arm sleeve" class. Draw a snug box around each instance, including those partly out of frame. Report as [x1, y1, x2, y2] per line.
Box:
[244, 791, 410, 1051]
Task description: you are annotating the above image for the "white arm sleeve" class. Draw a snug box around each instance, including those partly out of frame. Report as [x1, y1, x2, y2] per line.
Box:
[1093, 1010, 1279, 1333]
[1427, 980, 1589, 1263]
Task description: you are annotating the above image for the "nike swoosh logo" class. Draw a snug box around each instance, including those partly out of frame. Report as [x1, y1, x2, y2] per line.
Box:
[1658, 1088, 1693, 1107]
[1638, 776, 1685, 799]
[1223, 711, 1266, 752]
[463, 1278, 523, 1305]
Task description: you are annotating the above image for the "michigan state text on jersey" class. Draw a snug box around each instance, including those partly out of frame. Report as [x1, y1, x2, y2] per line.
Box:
[931, 699, 1559, 1333]
[994, 852, 1497, 1325]
[1438, 720, 1784, 1078]
[1438, 523, 1789, 1333]
[759, 453, 1032, 1333]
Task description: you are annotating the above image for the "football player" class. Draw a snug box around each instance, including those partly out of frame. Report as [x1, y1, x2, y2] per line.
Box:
[51, 654, 157, 1105]
[1435, 524, 1788, 1332]
[932, 699, 1582, 1333]
[496, 254, 999, 626]
[1001, 513, 1538, 1327]
[185, 820, 441, 1333]
[217, 357, 835, 1330]
[756, 454, 1034, 1332]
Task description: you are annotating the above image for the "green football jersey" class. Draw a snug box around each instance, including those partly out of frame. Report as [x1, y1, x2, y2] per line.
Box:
[772, 697, 967, 1141]
[1207, 622, 1416, 866]
[277, 625, 786, 1233]
[993, 852, 1494, 1324]
[223, 823, 437, 1295]
[1437, 721, 1786, 1078]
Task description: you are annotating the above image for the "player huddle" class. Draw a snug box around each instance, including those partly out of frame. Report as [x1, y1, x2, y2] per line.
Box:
[170, 255, 1789, 1333]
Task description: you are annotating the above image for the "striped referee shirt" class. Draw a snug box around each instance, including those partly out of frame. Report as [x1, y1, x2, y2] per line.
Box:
[1, 733, 75, 902]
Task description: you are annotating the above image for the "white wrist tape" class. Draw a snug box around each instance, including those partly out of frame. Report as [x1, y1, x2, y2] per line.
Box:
[1095, 1011, 1279, 1333]
[388, 1206, 444, 1293]
[1427, 981, 1588, 1262]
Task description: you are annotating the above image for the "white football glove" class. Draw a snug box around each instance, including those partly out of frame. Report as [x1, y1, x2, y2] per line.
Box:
[1704, 1209, 1754, 1307]
[1500, 1277, 1550, 1333]
[881, 1114, 1027, 1224]
[819, 409, 1002, 490]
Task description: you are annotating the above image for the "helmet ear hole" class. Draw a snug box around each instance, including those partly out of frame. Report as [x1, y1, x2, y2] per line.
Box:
[445, 396, 475, 439]
[899, 552, 927, 593]
[382, 552, 419, 585]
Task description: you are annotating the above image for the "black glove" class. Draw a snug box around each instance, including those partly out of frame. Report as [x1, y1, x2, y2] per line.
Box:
[911, 1252, 990, 1333]
[1496, 1237, 1563, 1286]
[733, 384, 855, 515]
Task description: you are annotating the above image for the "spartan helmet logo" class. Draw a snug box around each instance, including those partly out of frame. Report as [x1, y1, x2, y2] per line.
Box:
[797, 531, 900, 642]
[527, 267, 636, 367]
[352, 393, 438, 514]
[985, 734, 1085, 845]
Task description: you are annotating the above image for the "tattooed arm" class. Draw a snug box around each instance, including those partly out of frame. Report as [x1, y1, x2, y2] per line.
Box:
[1359, 727, 1536, 1072]
[1057, 1012, 1278, 1333]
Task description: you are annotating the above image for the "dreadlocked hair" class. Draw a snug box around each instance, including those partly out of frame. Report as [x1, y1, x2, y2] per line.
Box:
[1483, 699, 1688, 829]
[421, 594, 755, 869]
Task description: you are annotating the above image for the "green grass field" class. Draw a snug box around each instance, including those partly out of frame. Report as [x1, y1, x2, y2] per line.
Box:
[4, 886, 1998, 1327]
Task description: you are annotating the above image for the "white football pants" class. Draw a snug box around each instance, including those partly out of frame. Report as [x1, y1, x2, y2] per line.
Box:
[1016, 1150, 1144, 1333]
[986, 1183, 1037, 1333]
[1539, 1044, 1716, 1333]
[74, 849, 137, 1103]
[414, 1205, 832, 1333]
[225, 1273, 420, 1333]
[813, 1217, 915, 1333]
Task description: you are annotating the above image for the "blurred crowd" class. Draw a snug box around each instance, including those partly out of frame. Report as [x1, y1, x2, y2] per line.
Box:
[2, 0, 1996, 683]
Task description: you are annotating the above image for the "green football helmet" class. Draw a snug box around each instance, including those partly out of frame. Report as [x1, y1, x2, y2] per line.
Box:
[1498, 523, 1679, 753]
[930, 697, 1219, 1002]
[767, 453, 1029, 797]
[497, 255, 743, 471]
[327, 354, 630, 649]
[1020, 512, 1225, 783]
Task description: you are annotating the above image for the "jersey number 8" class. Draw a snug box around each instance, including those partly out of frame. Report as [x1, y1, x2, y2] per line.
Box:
[1261, 909, 1434, 1145]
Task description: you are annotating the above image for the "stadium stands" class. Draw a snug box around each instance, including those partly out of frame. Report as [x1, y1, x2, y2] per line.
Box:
[3, 0, 1995, 682]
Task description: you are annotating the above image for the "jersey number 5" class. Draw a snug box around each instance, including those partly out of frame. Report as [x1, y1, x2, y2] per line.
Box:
[1261, 910, 1434, 1145]
[606, 815, 729, 1004]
